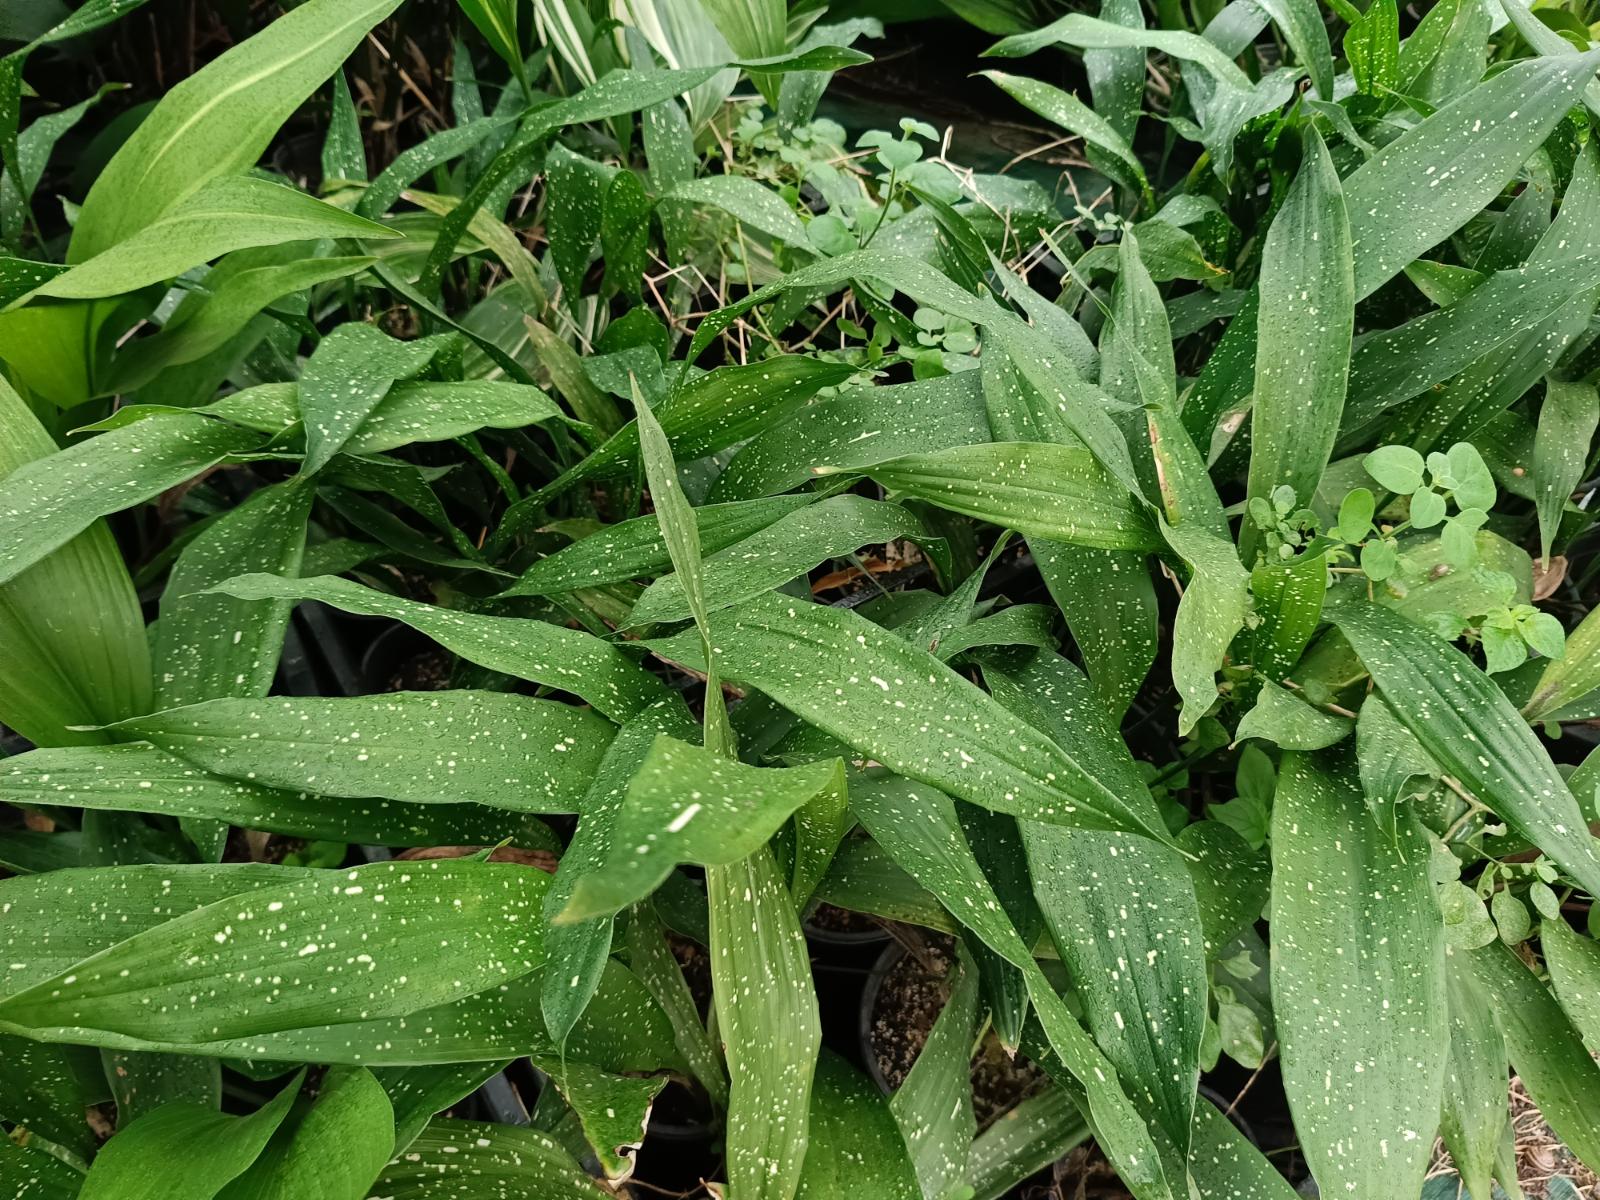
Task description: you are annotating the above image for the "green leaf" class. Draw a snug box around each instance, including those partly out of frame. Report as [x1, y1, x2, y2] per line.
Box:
[0, 859, 549, 1046]
[1363, 445, 1426, 494]
[1032, 544, 1157, 720]
[545, 144, 611, 301]
[629, 495, 939, 626]
[534, 1059, 666, 1181]
[1331, 601, 1600, 895]
[1163, 519, 1251, 736]
[1354, 694, 1437, 836]
[1253, 0, 1334, 98]
[710, 373, 988, 503]
[1187, 1097, 1302, 1199]
[1439, 952, 1508, 1200]
[154, 481, 311, 711]
[1342, 256, 1600, 433]
[215, 1066, 392, 1200]
[0, 1135, 83, 1198]
[0, 1034, 106, 1159]
[1270, 752, 1447, 1199]
[78, 1072, 301, 1200]
[0, 743, 552, 849]
[981, 71, 1149, 201]
[1246, 129, 1352, 524]
[102, 1050, 220, 1125]
[796, 1051, 920, 1200]
[0, 376, 151, 745]
[68, 0, 406, 261]
[645, 593, 1174, 841]
[1466, 941, 1600, 1171]
[1533, 380, 1598, 565]
[559, 735, 845, 921]
[501, 495, 813, 597]
[665, 175, 809, 246]
[297, 324, 447, 476]
[706, 845, 821, 1200]
[365, 1119, 611, 1199]
[0, 413, 260, 586]
[1250, 551, 1325, 680]
[1176, 820, 1269, 952]
[212, 573, 669, 722]
[890, 943, 978, 1200]
[106, 691, 613, 813]
[623, 899, 728, 1110]
[1234, 680, 1353, 749]
[541, 701, 697, 1049]
[850, 778, 1175, 1200]
[822, 442, 1157, 551]
[25, 177, 393, 302]
[1525, 605, 1600, 722]
[320, 70, 366, 185]
[1543, 916, 1600, 1048]
[1341, 49, 1600, 300]
[984, 14, 1253, 91]
[965, 1084, 1087, 1200]
[376, 1062, 510, 1155]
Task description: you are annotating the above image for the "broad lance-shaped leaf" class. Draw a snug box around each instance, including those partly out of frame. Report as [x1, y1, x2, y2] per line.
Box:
[296, 324, 449, 476]
[1542, 916, 1600, 1048]
[1246, 128, 1352, 524]
[0, 412, 260, 586]
[528, 1058, 666, 1182]
[1163, 519, 1250, 736]
[709, 372, 989, 504]
[154, 480, 311, 710]
[624, 901, 728, 1112]
[1342, 48, 1600, 300]
[891, 943, 978, 1200]
[851, 777, 1175, 1200]
[501, 494, 813, 597]
[965, 1084, 1088, 1200]
[0, 1135, 82, 1197]
[819, 443, 1157, 552]
[559, 735, 845, 920]
[1524, 603, 1600, 721]
[1534, 379, 1599, 566]
[0, 743, 554, 850]
[0, 1034, 106, 1160]
[68, 0, 406, 260]
[542, 699, 698, 1048]
[376, 1061, 510, 1155]
[0, 859, 549, 1045]
[1466, 941, 1600, 1171]
[795, 1051, 920, 1200]
[981, 71, 1149, 200]
[212, 573, 669, 722]
[0, 373, 150, 746]
[1234, 680, 1352, 750]
[644, 592, 1174, 842]
[985, 653, 1206, 1154]
[707, 845, 821, 1200]
[214, 1065, 393, 1200]
[22, 176, 396, 302]
[1032, 543, 1157, 722]
[105, 691, 615, 813]
[1331, 601, 1600, 895]
[1249, 551, 1325, 681]
[1440, 951, 1508, 1200]
[984, 13, 1253, 90]
[629, 494, 943, 625]
[1340, 254, 1600, 433]
[1271, 752, 1447, 1199]
[367, 1120, 610, 1200]
[77, 1072, 302, 1200]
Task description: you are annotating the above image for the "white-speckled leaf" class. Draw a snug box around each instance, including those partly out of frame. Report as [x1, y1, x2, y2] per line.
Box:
[0, 1033, 105, 1159]
[297, 325, 447, 475]
[827, 442, 1157, 552]
[1234, 680, 1352, 750]
[1543, 917, 1600, 1049]
[890, 943, 978, 1200]
[1466, 941, 1600, 1171]
[530, 1059, 666, 1181]
[501, 495, 813, 598]
[1246, 129, 1353, 519]
[154, 481, 312, 711]
[1331, 601, 1600, 895]
[965, 1084, 1087, 1200]
[851, 777, 1176, 1200]
[212, 573, 668, 722]
[560, 734, 845, 921]
[106, 691, 615, 813]
[0, 859, 549, 1046]
[0, 412, 260, 585]
[796, 1051, 920, 1200]
[645, 593, 1173, 841]
[629, 495, 939, 626]
[365, 1119, 611, 1199]
[1162, 519, 1251, 736]
[706, 845, 821, 1200]
[0, 1135, 83, 1197]
[1439, 950, 1508, 1200]
[1270, 752, 1447, 1198]
[1187, 1097, 1302, 1199]
[0, 742, 553, 850]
